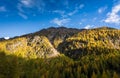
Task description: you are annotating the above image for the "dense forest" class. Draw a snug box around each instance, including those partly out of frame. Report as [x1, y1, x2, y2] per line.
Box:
[0, 27, 120, 78]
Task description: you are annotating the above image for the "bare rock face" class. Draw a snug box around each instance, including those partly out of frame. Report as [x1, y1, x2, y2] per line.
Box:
[6, 40, 26, 52]
[27, 36, 59, 58]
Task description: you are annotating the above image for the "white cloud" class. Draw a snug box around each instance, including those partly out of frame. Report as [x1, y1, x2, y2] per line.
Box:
[0, 6, 6, 12]
[68, 9, 78, 16]
[53, 10, 65, 14]
[52, 4, 85, 17]
[20, 0, 45, 9]
[53, 9, 77, 17]
[98, 6, 107, 13]
[68, 4, 84, 16]
[20, 0, 32, 7]
[84, 25, 92, 29]
[51, 18, 70, 26]
[79, 22, 82, 25]
[79, 4, 84, 9]
[53, 10, 65, 17]
[18, 0, 45, 13]
[104, 4, 120, 24]
[4, 37, 10, 40]
[18, 12, 28, 19]
[52, 9, 77, 17]
[17, 4, 24, 12]
[17, 0, 31, 13]
[93, 17, 97, 22]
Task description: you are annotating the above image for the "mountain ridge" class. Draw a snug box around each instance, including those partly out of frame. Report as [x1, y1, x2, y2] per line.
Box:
[0, 26, 119, 59]
[0, 26, 120, 78]
[0, 26, 117, 41]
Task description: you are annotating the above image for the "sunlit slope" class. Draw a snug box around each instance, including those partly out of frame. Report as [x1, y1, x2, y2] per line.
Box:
[0, 36, 59, 58]
[58, 27, 120, 59]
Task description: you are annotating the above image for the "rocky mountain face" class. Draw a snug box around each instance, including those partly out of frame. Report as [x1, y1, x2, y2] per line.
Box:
[0, 27, 120, 59]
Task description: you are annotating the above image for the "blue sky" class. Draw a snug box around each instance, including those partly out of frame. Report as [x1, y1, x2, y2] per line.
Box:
[0, 0, 120, 38]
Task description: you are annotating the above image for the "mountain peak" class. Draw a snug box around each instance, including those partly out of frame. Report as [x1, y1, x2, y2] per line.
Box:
[48, 26, 67, 29]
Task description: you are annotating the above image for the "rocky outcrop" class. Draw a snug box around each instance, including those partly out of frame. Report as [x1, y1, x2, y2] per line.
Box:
[27, 36, 59, 58]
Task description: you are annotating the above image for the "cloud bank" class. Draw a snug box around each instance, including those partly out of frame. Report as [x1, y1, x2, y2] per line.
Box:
[104, 4, 120, 24]
[51, 18, 71, 26]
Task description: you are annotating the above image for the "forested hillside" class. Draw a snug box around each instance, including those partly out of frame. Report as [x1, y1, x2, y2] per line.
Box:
[0, 27, 120, 78]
